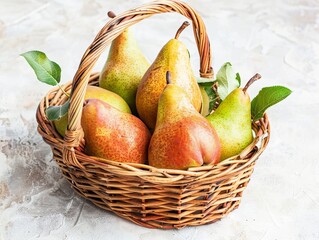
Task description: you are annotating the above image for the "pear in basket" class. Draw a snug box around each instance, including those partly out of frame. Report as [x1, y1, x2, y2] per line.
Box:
[136, 21, 202, 131]
[99, 12, 150, 114]
[206, 74, 261, 160]
[54, 86, 131, 137]
[81, 99, 150, 164]
[148, 72, 221, 170]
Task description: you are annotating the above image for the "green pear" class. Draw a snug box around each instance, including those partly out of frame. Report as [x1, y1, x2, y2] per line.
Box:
[82, 99, 151, 164]
[136, 22, 202, 130]
[206, 74, 261, 160]
[54, 86, 131, 137]
[148, 72, 221, 170]
[99, 13, 150, 114]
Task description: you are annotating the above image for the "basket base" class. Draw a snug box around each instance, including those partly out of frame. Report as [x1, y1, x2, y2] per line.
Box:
[56, 155, 255, 229]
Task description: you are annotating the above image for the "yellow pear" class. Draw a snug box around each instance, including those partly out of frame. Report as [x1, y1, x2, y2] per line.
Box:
[136, 22, 202, 130]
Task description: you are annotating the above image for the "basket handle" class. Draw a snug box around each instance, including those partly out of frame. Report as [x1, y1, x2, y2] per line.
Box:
[64, 0, 213, 167]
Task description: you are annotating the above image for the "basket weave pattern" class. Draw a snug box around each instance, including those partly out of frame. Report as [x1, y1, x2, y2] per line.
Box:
[36, 0, 270, 229]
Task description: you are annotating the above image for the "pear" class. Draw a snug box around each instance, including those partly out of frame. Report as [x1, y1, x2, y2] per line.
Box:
[54, 86, 131, 137]
[99, 12, 150, 114]
[206, 74, 261, 160]
[148, 72, 221, 170]
[85, 86, 131, 113]
[82, 99, 151, 164]
[136, 22, 202, 130]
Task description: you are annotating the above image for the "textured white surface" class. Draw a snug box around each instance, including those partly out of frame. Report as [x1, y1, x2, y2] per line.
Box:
[1, 0, 319, 239]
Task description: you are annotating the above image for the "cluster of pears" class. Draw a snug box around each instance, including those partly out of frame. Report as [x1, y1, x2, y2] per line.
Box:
[55, 18, 256, 170]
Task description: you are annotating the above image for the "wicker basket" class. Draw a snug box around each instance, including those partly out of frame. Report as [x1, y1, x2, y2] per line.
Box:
[36, 0, 270, 229]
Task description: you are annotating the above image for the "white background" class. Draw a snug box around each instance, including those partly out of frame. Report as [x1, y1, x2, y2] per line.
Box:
[0, 0, 318, 239]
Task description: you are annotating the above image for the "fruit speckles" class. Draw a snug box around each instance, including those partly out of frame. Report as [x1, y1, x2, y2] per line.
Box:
[82, 99, 150, 164]
[149, 114, 220, 170]
[99, 28, 150, 114]
[95, 127, 112, 137]
[136, 31, 201, 130]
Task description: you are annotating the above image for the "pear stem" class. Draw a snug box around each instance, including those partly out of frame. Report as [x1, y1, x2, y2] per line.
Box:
[243, 73, 262, 93]
[166, 71, 172, 85]
[174, 21, 190, 39]
[108, 11, 116, 18]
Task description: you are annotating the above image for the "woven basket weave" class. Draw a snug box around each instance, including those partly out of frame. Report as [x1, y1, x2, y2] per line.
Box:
[36, 0, 270, 229]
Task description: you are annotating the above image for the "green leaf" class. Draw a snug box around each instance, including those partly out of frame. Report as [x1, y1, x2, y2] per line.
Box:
[251, 86, 292, 121]
[216, 62, 240, 100]
[45, 99, 70, 121]
[21, 50, 61, 86]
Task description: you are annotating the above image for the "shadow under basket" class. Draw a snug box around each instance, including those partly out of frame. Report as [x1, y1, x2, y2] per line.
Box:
[36, 0, 270, 229]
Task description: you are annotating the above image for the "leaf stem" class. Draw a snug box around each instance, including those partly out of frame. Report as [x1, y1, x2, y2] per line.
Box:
[58, 84, 70, 98]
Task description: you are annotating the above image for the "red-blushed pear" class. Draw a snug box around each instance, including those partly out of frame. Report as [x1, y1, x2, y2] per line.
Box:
[81, 99, 150, 164]
[148, 72, 221, 170]
[206, 74, 261, 160]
